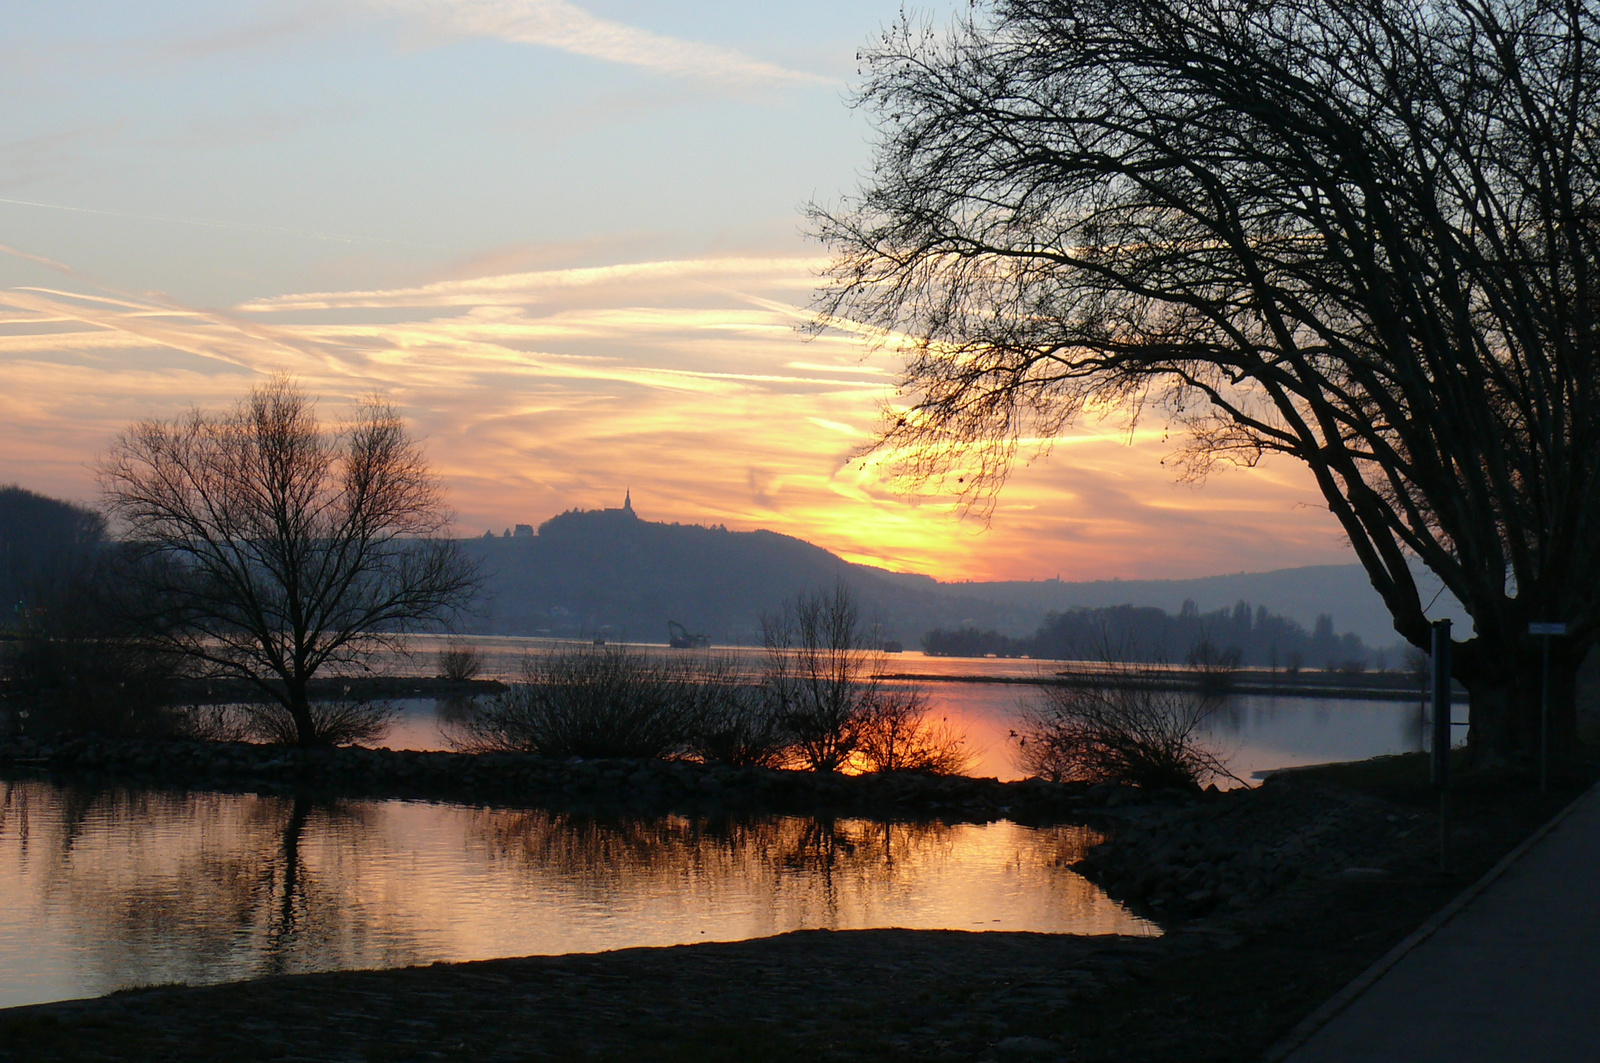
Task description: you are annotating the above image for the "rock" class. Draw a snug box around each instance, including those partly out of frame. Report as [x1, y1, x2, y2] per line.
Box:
[994, 1034, 1064, 1059]
[1104, 786, 1145, 808]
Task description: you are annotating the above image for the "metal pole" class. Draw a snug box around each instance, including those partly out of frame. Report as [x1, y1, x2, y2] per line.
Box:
[1431, 619, 1452, 871]
[1541, 635, 1550, 794]
[1430, 620, 1452, 788]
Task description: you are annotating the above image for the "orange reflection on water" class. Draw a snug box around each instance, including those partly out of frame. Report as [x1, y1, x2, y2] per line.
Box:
[0, 780, 1155, 1009]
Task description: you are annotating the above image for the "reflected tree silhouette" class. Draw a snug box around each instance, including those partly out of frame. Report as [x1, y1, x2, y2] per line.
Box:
[0, 782, 1148, 1004]
[5, 784, 420, 989]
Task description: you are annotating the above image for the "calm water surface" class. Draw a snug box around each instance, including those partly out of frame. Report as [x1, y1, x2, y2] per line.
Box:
[0, 780, 1154, 1009]
[385, 684, 1460, 783]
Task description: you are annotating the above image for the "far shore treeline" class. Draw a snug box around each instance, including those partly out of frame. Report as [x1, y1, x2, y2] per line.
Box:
[3, 481, 1391, 667]
[922, 601, 1376, 671]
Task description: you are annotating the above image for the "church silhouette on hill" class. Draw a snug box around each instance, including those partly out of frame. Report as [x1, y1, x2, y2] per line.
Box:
[607, 490, 637, 519]
[493, 492, 638, 540]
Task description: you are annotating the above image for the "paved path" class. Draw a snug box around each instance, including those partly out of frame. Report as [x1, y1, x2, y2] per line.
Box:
[1288, 785, 1600, 1062]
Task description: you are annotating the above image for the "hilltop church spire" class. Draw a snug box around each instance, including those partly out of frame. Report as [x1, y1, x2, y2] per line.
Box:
[622, 488, 634, 517]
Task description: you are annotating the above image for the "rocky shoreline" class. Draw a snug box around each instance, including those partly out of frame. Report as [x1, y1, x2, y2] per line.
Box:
[0, 733, 1121, 823]
[1070, 765, 1429, 921]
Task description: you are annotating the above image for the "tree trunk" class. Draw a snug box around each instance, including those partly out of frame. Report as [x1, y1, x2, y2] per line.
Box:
[1461, 639, 1580, 767]
[286, 679, 317, 747]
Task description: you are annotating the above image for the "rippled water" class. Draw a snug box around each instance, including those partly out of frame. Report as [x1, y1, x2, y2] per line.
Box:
[0, 780, 1155, 1009]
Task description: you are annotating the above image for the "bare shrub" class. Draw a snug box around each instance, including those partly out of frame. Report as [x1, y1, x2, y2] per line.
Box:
[236, 699, 396, 746]
[1, 634, 183, 738]
[446, 646, 696, 759]
[854, 685, 971, 775]
[166, 703, 256, 743]
[1, 541, 186, 738]
[437, 642, 484, 682]
[684, 657, 792, 768]
[1185, 635, 1242, 695]
[758, 583, 885, 772]
[1013, 662, 1232, 791]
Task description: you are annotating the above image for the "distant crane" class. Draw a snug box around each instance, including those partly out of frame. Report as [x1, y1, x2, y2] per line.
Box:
[667, 620, 710, 649]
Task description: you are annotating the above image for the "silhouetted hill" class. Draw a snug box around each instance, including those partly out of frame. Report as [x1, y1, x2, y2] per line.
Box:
[461, 506, 1030, 644]
[0, 484, 106, 618]
[460, 503, 1439, 649]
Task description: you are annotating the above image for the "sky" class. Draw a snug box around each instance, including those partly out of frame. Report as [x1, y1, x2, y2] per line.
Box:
[0, 0, 1359, 582]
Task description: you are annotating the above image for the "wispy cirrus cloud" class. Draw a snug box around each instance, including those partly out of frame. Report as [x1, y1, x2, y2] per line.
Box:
[0, 246, 1347, 581]
[375, 0, 830, 86]
[241, 256, 827, 312]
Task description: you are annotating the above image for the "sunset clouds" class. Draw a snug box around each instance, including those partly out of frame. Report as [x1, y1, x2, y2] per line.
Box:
[0, 246, 1351, 581]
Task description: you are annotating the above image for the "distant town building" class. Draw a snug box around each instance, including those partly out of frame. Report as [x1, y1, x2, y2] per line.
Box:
[514, 524, 534, 538]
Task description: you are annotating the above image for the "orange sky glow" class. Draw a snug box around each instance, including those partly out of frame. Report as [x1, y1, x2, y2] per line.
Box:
[0, 250, 1354, 582]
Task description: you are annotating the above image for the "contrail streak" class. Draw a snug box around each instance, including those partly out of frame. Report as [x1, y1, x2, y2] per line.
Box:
[0, 196, 460, 252]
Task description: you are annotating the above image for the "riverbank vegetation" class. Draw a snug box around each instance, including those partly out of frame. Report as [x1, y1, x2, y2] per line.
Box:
[1013, 672, 1233, 791]
[445, 586, 970, 775]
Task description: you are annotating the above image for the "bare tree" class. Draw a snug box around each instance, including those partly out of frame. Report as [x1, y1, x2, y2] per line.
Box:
[812, 0, 1600, 763]
[99, 376, 479, 746]
[759, 583, 892, 771]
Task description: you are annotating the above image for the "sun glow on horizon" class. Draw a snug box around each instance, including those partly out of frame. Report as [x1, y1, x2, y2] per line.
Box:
[0, 249, 1351, 583]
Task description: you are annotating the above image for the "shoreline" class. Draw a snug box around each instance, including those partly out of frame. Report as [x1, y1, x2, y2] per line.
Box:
[890, 669, 1455, 702]
[171, 668, 1454, 706]
[3, 750, 1589, 1062]
[0, 733, 1111, 823]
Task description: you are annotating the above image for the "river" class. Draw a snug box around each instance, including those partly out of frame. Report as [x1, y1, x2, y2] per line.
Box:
[0, 642, 1460, 1009]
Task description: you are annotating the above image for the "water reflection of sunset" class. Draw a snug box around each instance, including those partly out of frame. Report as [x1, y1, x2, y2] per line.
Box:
[0, 780, 1154, 1009]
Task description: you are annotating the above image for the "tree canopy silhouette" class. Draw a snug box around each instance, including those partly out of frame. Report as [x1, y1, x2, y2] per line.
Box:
[811, 0, 1600, 761]
[100, 376, 479, 746]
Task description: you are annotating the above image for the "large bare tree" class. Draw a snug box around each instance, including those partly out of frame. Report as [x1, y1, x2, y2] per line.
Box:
[811, 0, 1600, 763]
[100, 376, 479, 746]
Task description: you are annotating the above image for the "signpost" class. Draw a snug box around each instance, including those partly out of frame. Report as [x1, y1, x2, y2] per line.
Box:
[1529, 621, 1568, 793]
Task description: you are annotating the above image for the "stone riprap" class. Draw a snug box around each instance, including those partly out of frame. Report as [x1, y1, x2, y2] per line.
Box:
[1074, 771, 1424, 920]
[0, 734, 1110, 823]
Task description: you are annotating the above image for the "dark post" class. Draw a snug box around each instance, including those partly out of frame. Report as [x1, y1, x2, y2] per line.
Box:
[1528, 622, 1568, 794]
[1430, 620, 1452, 788]
[1541, 636, 1550, 794]
[1431, 619, 1452, 870]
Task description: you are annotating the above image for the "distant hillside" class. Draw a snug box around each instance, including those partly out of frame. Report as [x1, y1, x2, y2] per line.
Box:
[461, 501, 1444, 649]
